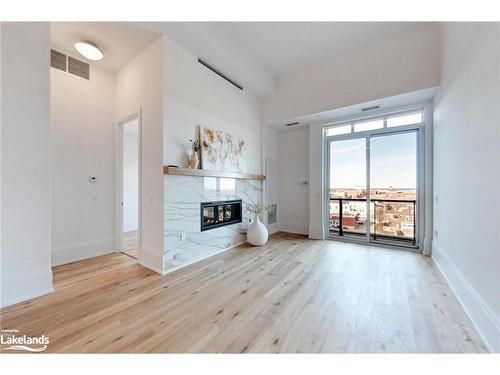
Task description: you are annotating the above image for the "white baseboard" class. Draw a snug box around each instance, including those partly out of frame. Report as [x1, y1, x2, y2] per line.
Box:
[1, 267, 53, 308]
[432, 239, 500, 353]
[52, 237, 115, 266]
[279, 222, 309, 235]
[308, 225, 325, 240]
[139, 246, 165, 274]
[267, 223, 280, 235]
[164, 240, 247, 275]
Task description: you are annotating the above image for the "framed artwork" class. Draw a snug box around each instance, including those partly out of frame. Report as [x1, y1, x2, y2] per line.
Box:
[200, 127, 246, 173]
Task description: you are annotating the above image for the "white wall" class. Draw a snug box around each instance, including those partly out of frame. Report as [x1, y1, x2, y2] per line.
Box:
[278, 127, 310, 234]
[122, 118, 139, 233]
[432, 23, 500, 352]
[116, 38, 164, 273]
[50, 60, 116, 266]
[1, 23, 52, 307]
[163, 36, 262, 174]
[263, 24, 440, 125]
[263, 126, 280, 234]
[308, 124, 324, 239]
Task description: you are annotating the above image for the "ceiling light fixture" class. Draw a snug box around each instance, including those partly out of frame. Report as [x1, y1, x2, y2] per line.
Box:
[74, 41, 103, 61]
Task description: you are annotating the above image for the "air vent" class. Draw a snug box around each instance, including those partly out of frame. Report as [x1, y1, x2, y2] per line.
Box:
[361, 105, 380, 112]
[50, 49, 67, 72]
[198, 58, 243, 91]
[285, 121, 299, 127]
[267, 204, 277, 224]
[68, 56, 90, 80]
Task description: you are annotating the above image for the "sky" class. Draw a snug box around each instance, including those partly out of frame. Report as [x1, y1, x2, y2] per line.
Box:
[330, 132, 417, 189]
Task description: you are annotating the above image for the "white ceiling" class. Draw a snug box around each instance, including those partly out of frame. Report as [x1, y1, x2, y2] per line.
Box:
[135, 22, 276, 97]
[223, 22, 429, 78]
[51, 22, 159, 71]
[274, 87, 437, 130]
[51, 22, 435, 97]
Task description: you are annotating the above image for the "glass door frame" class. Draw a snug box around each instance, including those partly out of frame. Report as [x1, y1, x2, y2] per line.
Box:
[323, 109, 425, 252]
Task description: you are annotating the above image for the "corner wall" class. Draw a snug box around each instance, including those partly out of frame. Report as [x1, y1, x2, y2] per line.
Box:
[432, 23, 500, 352]
[263, 126, 280, 234]
[1, 23, 52, 307]
[50, 59, 116, 266]
[116, 38, 165, 273]
[162, 36, 264, 272]
[278, 127, 310, 234]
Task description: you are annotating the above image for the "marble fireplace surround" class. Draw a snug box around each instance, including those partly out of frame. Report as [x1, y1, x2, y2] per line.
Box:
[164, 174, 263, 273]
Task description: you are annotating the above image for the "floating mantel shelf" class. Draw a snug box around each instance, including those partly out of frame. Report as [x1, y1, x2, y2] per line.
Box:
[164, 166, 266, 181]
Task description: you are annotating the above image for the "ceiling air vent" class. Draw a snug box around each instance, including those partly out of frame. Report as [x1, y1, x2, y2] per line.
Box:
[361, 105, 380, 112]
[68, 56, 90, 80]
[50, 49, 67, 72]
[285, 121, 299, 127]
[198, 58, 243, 91]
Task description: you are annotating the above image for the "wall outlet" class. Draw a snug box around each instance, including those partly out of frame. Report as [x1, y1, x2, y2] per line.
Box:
[179, 233, 186, 241]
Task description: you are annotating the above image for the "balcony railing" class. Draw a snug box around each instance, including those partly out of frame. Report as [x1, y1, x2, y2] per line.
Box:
[329, 197, 416, 245]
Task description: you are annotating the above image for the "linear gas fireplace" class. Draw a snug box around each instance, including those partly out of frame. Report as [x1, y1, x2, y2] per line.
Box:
[201, 199, 242, 232]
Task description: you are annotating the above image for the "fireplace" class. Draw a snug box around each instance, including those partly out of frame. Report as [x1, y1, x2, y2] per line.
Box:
[201, 199, 242, 232]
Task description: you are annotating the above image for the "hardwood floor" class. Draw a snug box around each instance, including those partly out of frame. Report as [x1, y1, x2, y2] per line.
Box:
[0, 233, 487, 353]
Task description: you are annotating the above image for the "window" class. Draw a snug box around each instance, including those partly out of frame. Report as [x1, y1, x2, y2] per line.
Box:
[325, 109, 424, 137]
[326, 125, 351, 136]
[353, 119, 383, 132]
[387, 112, 423, 128]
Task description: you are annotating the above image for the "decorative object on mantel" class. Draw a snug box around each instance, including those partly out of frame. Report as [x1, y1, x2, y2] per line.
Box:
[245, 203, 274, 246]
[188, 139, 201, 169]
[200, 126, 246, 173]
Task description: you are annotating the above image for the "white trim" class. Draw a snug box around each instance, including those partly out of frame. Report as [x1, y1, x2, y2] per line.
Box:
[164, 240, 247, 275]
[432, 239, 500, 353]
[279, 223, 309, 235]
[138, 246, 165, 274]
[0, 267, 54, 308]
[308, 225, 324, 240]
[115, 111, 142, 254]
[51, 237, 115, 266]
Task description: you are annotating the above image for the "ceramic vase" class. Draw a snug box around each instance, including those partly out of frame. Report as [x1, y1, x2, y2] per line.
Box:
[247, 214, 268, 246]
[189, 152, 199, 169]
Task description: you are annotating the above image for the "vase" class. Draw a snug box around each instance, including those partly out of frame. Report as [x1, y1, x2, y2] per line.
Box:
[189, 152, 199, 169]
[247, 215, 268, 246]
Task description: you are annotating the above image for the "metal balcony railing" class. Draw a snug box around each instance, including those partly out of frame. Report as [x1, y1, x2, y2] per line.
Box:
[329, 197, 416, 245]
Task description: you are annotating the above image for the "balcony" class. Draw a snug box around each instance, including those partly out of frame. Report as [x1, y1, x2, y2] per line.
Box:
[329, 198, 416, 246]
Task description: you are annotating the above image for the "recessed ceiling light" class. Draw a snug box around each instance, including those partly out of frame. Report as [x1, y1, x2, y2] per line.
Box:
[74, 41, 103, 61]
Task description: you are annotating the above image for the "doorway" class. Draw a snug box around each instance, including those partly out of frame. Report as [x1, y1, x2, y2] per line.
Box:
[119, 116, 140, 259]
[325, 109, 424, 250]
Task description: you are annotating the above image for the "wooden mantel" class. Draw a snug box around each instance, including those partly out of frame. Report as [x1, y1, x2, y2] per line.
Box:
[164, 166, 266, 181]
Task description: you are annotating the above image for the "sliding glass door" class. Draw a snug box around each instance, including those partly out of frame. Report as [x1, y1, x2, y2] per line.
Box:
[329, 138, 368, 239]
[325, 110, 423, 249]
[369, 131, 417, 245]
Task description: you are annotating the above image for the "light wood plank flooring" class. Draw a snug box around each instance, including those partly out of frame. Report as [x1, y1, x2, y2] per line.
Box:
[0, 233, 487, 353]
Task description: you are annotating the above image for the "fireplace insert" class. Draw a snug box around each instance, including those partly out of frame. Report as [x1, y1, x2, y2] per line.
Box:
[200, 199, 242, 232]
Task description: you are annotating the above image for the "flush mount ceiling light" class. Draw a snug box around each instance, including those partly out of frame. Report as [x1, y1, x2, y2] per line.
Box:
[74, 41, 103, 61]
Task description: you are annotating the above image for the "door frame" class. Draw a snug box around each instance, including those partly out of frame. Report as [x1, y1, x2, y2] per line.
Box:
[115, 109, 142, 253]
[323, 106, 426, 252]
